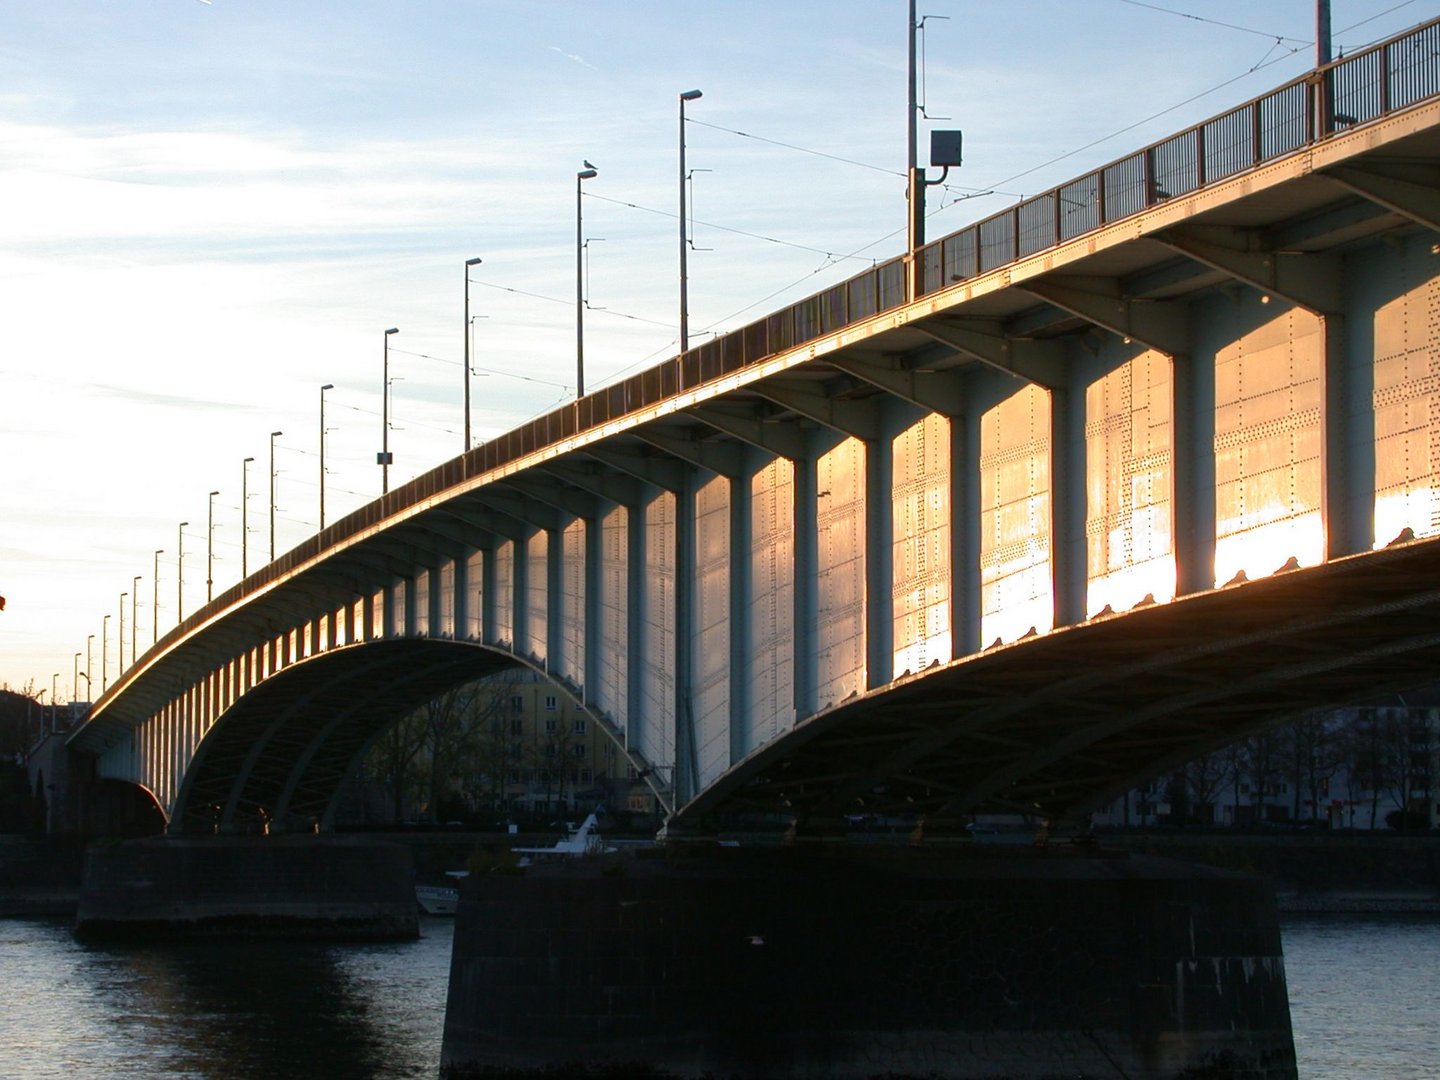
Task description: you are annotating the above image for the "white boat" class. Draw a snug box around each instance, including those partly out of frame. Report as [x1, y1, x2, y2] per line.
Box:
[512, 812, 615, 860]
[415, 870, 468, 915]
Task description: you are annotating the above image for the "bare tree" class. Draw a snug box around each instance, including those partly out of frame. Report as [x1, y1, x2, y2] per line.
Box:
[1181, 749, 1229, 825]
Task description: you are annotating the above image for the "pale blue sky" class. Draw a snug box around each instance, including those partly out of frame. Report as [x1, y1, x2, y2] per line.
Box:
[1, 1, 1430, 694]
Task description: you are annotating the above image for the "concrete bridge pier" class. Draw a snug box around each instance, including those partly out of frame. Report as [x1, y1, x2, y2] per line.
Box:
[441, 847, 1296, 1080]
[74, 834, 419, 941]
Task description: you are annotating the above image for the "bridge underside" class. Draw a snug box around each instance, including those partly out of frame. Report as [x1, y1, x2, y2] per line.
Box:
[173, 641, 516, 835]
[681, 535, 1440, 829]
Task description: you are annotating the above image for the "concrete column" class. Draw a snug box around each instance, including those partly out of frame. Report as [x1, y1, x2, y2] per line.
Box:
[583, 512, 603, 707]
[1050, 381, 1088, 628]
[547, 527, 564, 675]
[865, 433, 894, 688]
[729, 462, 754, 766]
[792, 451, 818, 720]
[512, 533, 529, 656]
[674, 470, 698, 804]
[950, 408, 982, 657]
[1172, 352, 1215, 595]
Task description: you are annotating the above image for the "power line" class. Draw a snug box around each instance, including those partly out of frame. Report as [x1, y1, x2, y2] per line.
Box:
[1114, 0, 1310, 44]
[687, 117, 905, 177]
[472, 279, 675, 330]
[585, 191, 875, 264]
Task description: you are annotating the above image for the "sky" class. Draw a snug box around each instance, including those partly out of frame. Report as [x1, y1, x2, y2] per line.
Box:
[1, 0, 1431, 699]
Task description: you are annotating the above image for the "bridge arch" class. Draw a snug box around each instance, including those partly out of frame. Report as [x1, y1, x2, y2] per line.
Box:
[171, 639, 640, 836]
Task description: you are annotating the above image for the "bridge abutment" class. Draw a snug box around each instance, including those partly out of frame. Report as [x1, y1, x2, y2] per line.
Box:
[441, 847, 1295, 1079]
[74, 835, 418, 941]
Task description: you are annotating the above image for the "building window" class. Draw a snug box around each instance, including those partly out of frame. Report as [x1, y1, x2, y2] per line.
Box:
[544, 695, 558, 711]
[572, 743, 587, 760]
[573, 718, 587, 735]
[544, 718, 558, 734]
[509, 695, 523, 714]
[509, 718, 523, 735]
[545, 743, 557, 759]
[581, 769, 593, 784]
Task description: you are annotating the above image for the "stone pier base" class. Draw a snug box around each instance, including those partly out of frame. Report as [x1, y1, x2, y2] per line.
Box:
[441, 847, 1296, 1079]
[75, 835, 418, 941]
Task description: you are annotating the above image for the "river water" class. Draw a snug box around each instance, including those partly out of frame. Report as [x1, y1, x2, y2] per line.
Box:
[0, 914, 1435, 1079]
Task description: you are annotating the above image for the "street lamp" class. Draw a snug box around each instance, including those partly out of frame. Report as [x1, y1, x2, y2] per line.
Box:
[86, 633, 94, 688]
[575, 163, 598, 397]
[319, 385, 334, 530]
[679, 89, 702, 352]
[177, 522, 189, 623]
[102, 613, 111, 693]
[207, 490, 220, 602]
[73, 652, 81, 706]
[380, 329, 398, 493]
[463, 259, 481, 451]
[118, 592, 127, 672]
[269, 431, 283, 562]
[152, 550, 163, 644]
[132, 576, 141, 662]
[241, 457, 254, 577]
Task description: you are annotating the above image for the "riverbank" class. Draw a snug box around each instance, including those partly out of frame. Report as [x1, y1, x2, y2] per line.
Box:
[4, 829, 1438, 918]
[0, 836, 82, 917]
[1099, 830, 1440, 913]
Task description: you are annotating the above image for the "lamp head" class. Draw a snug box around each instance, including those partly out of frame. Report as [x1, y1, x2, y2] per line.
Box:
[680, 89, 702, 101]
[465, 257, 482, 267]
[244, 456, 254, 464]
[577, 168, 598, 181]
[321, 383, 334, 391]
[209, 489, 220, 497]
[384, 327, 399, 336]
[271, 430, 283, 438]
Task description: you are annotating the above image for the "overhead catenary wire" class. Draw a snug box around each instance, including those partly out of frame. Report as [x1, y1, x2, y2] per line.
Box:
[1113, 0, 1311, 44]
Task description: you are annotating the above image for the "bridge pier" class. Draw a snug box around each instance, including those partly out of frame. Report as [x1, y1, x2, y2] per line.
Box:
[74, 835, 418, 941]
[441, 847, 1295, 1079]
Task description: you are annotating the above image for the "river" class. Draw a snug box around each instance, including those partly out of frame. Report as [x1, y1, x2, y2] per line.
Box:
[0, 914, 1435, 1078]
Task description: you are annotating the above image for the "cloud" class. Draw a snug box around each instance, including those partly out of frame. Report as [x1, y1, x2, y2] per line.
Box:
[548, 45, 598, 71]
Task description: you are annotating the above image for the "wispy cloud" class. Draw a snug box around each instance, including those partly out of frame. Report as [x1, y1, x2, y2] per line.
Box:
[548, 45, 597, 71]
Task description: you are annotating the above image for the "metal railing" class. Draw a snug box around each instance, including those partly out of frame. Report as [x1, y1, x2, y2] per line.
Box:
[123, 17, 1440, 689]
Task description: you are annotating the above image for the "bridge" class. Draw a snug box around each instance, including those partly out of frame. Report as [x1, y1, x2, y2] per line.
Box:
[69, 20, 1440, 837]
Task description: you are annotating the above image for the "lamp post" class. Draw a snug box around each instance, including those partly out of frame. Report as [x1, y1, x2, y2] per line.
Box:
[269, 431, 283, 561]
[906, 0, 922, 301]
[73, 652, 80, 706]
[132, 576, 141, 661]
[463, 259, 481, 451]
[177, 522, 189, 623]
[380, 329, 398, 493]
[678, 90, 702, 352]
[575, 163, 597, 397]
[118, 592, 127, 673]
[51, 673, 58, 729]
[152, 550, 163, 644]
[87, 633, 94, 689]
[102, 614, 111, 693]
[207, 490, 220, 602]
[241, 457, 254, 576]
[319, 385, 333, 530]
[74, 665, 89, 718]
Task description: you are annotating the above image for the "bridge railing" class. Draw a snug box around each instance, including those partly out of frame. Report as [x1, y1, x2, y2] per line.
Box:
[130, 18, 1440, 686]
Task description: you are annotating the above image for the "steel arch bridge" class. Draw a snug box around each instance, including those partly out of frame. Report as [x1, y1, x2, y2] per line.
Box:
[69, 22, 1440, 835]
